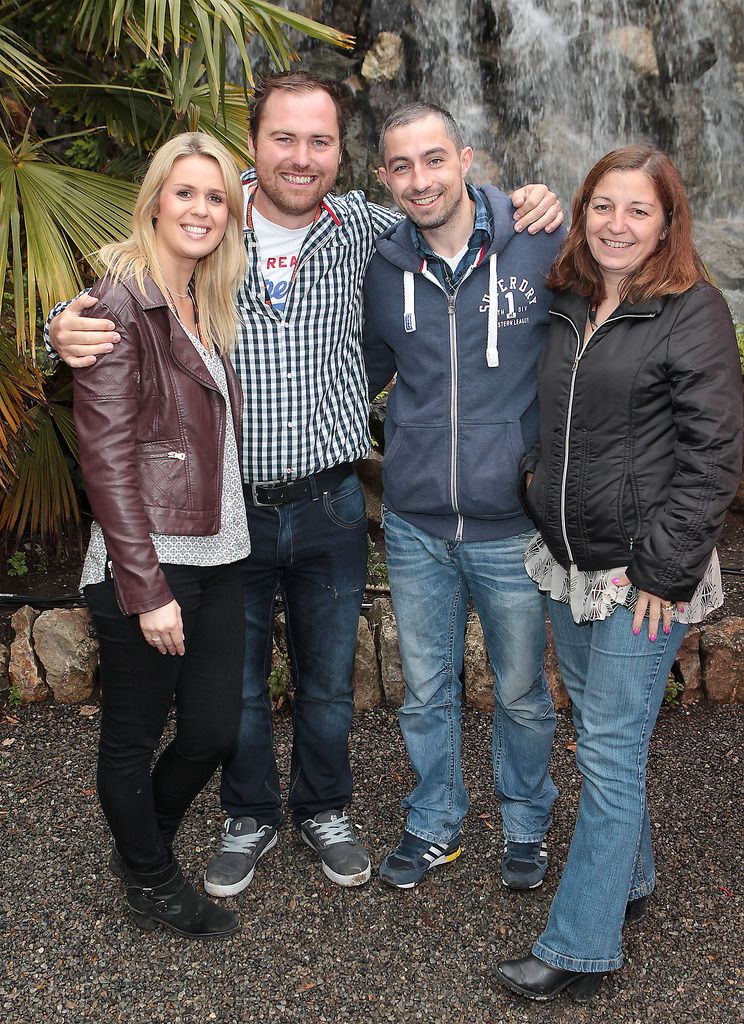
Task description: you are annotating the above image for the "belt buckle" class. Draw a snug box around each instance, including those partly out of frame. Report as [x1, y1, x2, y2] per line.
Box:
[250, 480, 282, 506]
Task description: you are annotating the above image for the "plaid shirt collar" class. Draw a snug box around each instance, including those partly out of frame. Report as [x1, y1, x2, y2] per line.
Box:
[410, 183, 492, 291]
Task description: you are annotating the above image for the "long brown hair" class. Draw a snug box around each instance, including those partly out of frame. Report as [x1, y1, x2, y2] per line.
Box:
[547, 145, 707, 303]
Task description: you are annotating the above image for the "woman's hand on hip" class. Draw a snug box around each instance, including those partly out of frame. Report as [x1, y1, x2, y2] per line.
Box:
[139, 600, 185, 656]
[612, 574, 680, 641]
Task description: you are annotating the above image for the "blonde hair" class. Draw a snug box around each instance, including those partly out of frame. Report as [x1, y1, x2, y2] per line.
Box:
[97, 132, 245, 353]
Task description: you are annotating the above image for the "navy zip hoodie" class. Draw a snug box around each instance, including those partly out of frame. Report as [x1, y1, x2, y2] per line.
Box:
[363, 185, 565, 543]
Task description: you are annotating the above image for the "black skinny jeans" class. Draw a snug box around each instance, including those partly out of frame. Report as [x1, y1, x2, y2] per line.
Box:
[84, 561, 244, 873]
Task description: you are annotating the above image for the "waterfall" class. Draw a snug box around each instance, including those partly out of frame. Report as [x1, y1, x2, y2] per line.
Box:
[409, 0, 490, 149]
[488, 0, 743, 216]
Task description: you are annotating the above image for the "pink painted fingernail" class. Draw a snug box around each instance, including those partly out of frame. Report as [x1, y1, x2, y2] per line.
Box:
[663, 625, 670, 634]
[633, 626, 640, 635]
[679, 606, 685, 613]
[649, 633, 657, 642]
[612, 578, 622, 585]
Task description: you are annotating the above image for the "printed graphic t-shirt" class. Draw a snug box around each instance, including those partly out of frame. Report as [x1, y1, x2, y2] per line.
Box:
[251, 205, 312, 313]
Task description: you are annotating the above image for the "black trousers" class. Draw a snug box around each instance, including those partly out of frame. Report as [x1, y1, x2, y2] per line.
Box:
[85, 561, 244, 872]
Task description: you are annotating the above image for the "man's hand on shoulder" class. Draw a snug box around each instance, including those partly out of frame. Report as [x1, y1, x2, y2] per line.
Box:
[510, 184, 564, 234]
[50, 293, 120, 368]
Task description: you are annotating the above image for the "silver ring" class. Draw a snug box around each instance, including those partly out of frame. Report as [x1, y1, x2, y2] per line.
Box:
[660, 603, 674, 613]
[150, 636, 162, 642]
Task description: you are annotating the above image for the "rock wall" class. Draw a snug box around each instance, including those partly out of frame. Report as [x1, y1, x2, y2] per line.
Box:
[6, 600, 742, 711]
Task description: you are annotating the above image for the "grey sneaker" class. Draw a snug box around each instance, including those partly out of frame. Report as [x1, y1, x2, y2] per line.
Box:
[300, 810, 371, 887]
[203, 817, 278, 897]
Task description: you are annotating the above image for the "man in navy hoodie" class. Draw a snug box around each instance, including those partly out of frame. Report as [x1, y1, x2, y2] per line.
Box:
[364, 103, 566, 890]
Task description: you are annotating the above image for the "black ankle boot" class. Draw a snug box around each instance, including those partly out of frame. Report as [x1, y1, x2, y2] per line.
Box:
[125, 861, 239, 939]
[496, 954, 605, 1003]
[624, 894, 650, 925]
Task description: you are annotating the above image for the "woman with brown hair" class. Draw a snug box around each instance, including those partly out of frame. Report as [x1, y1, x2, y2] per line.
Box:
[496, 145, 742, 1001]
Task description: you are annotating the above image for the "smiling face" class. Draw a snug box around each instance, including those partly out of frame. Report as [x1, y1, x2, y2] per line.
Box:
[248, 88, 343, 228]
[585, 168, 668, 290]
[379, 113, 473, 233]
[154, 154, 229, 276]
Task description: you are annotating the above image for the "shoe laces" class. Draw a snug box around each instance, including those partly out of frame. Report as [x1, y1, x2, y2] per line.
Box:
[308, 813, 355, 848]
[220, 820, 266, 855]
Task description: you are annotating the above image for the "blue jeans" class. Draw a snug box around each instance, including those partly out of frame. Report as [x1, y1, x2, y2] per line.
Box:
[220, 472, 368, 826]
[534, 598, 688, 972]
[383, 508, 557, 844]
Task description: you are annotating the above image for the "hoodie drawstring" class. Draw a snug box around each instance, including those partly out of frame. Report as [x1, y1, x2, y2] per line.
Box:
[486, 252, 499, 367]
[403, 271, 416, 333]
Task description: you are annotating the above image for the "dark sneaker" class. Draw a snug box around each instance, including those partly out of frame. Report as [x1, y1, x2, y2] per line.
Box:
[501, 839, 548, 890]
[379, 830, 462, 889]
[203, 817, 278, 897]
[299, 810, 371, 887]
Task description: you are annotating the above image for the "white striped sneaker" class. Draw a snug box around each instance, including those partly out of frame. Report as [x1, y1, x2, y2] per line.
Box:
[379, 830, 462, 889]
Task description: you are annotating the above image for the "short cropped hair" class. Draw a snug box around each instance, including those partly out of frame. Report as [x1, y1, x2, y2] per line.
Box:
[547, 145, 707, 303]
[249, 70, 350, 148]
[378, 102, 465, 161]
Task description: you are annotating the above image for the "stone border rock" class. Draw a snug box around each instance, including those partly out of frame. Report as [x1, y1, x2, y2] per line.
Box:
[4, 602, 743, 709]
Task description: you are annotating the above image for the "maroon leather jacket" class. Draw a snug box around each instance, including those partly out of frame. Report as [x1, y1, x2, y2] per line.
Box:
[73, 275, 243, 616]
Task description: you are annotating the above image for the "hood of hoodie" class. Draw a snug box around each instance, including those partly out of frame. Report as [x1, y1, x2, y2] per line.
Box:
[373, 185, 515, 270]
[372, 185, 522, 369]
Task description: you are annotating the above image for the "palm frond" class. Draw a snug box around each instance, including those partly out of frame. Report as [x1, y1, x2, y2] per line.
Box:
[73, 0, 354, 116]
[0, 133, 139, 348]
[0, 24, 54, 93]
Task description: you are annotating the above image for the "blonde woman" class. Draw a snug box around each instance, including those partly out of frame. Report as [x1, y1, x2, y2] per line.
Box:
[74, 133, 249, 938]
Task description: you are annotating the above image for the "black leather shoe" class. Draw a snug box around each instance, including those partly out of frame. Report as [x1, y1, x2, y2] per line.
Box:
[496, 954, 604, 1003]
[125, 860, 239, 939]
[624, 894, 650, 925]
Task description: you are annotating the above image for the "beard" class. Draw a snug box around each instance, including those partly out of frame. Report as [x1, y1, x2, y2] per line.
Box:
[254, 158, 340, 220]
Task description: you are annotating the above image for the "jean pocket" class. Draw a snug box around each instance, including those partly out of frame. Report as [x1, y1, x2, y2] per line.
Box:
[322, 477, 367, 529]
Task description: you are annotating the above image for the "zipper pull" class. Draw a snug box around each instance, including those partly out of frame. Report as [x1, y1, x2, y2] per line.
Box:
[167, 451, 186, 461]
[448, 296, 456, 315]
[629, 536, 634, 551]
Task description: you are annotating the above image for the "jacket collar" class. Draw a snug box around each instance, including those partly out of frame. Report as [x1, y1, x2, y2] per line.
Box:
[551, 290, 665, 330]
[120, 274, 221, 390]
[121, 274, 169, 310]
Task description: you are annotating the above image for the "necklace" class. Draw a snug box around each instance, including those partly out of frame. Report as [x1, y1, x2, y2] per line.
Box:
[165, 287, 211, 353]
[588, 302, 599, 331]
[165, 283, 191, 299]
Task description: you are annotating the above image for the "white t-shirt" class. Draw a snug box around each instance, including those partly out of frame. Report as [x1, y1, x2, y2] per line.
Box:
[251, 205, 311, 313]
[433, 243, 469, 274]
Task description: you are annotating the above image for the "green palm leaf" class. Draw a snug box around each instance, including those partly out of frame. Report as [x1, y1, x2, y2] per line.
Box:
[0, 132, 139, 348]
[0, 24, 53, 93]
[73, 0, 353, 114]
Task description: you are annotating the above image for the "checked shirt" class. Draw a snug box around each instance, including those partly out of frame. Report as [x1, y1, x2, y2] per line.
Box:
[45, 178, 400, 486]
[237, 170, 398, 484]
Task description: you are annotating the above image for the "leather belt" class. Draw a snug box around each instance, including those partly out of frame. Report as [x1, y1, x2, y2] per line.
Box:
[245, 464, 353, 507]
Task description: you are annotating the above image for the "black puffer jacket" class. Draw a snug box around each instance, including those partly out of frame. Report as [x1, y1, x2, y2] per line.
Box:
[521, 281, 743, 601]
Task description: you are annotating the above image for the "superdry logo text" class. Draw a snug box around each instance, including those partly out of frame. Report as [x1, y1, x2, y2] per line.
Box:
[479, 275, 538, 327]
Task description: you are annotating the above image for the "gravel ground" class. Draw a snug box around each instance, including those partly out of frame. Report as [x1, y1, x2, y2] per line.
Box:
[1, 700, 742, 1024]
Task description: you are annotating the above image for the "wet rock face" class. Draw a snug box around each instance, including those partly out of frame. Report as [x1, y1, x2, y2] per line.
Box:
[287, 0, 744, 221]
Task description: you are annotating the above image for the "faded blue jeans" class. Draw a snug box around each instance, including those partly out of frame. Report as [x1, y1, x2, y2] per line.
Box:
[383, 508, 557, 845]
[534, 597, 688, 972]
